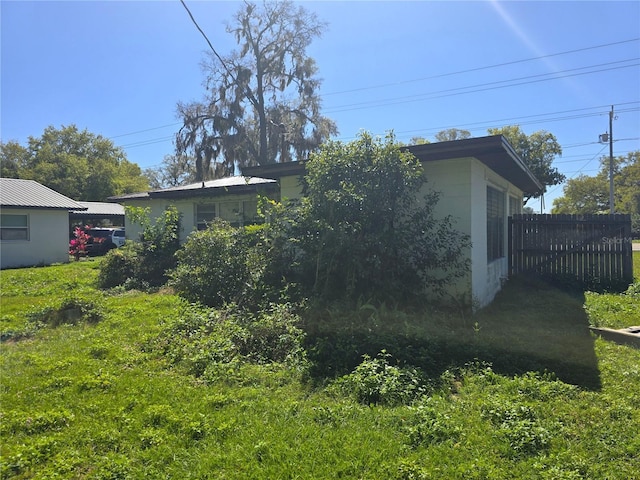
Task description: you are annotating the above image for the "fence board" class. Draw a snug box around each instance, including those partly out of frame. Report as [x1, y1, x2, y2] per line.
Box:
[509, 214, 634, 291]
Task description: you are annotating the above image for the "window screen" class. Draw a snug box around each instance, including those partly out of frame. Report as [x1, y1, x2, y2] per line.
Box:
[487, 187, 505, 261]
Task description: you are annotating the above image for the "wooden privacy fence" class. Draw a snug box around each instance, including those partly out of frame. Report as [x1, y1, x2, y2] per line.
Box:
[509, 214, 634, 290]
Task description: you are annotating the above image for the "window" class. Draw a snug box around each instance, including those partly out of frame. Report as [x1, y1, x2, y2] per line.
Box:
[196, 204, 216, 230]
[487, 187, 505, 261]
[0, 214, 29, 241]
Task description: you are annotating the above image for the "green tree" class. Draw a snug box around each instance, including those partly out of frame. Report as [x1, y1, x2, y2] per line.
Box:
[144, 154, 196, 190]
[267, 132, 470, 303]
[0, 141, 29, 178]
[487, 125, 564, 201]
[0, 125, 148, 200]
[552, 151, 639, 233]
[435, 128, 471, 142]
[176, 0, 337, 180]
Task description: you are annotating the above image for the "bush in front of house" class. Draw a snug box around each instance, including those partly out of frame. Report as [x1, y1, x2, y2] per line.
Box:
[97, 206, 181, 290]
[170, 220, 258, 308]
[262, 132, 472, 304]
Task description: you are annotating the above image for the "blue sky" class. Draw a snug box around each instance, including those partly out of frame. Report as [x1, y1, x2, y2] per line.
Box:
[2, 1, 639, 211]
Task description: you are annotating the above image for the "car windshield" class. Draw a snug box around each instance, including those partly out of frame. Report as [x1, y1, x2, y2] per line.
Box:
[89, 230, 111, 238]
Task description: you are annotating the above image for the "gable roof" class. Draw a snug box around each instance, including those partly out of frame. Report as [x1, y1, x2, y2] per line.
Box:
[108, 176, 278, 201]
[0, 178, 86, 210]
[242, 135, 543, 195]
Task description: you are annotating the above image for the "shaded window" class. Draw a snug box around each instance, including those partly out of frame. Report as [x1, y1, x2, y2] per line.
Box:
[0, 214, 29, 241]
[487, 187, 505, 262]
[196, 204, 216, 230]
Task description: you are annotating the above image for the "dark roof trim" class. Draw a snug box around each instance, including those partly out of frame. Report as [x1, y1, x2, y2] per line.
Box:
[405, 135, 543, 194]
[242, 135, 543, 195]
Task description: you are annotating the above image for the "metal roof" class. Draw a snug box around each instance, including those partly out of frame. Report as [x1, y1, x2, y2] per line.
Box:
[0, 178, 86, 210]
[242, 135, 544, 195]
[72, 201, 125, 216]
[109, 176, 278, 201]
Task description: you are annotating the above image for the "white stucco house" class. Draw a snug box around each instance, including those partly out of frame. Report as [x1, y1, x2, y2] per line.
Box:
[0, 178, 86, 269]
[243, 135, 543, 308]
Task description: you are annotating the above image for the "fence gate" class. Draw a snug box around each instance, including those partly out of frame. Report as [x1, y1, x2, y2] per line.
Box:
[509, 214, 634, 290]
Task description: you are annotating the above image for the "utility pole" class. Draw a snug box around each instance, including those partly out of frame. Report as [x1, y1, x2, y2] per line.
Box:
[599, 105, 615, 214]
[608, 105, 614, 214]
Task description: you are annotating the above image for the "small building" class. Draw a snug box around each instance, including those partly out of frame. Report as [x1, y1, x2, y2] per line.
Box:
[108, 176, 279, 243]
[243, 135, 543, 308]
[1, 178, 86, 269]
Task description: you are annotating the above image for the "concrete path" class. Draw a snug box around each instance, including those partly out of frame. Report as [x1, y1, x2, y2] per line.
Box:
[633, 242, 640, 252]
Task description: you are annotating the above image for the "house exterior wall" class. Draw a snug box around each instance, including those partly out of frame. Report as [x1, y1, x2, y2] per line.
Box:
[1, 208, 70, 269]
[280, 175, 304, 200]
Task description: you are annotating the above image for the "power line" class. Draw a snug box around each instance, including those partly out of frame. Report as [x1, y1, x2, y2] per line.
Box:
[323, 59, 640, 114]
[322, 38, 640, 97]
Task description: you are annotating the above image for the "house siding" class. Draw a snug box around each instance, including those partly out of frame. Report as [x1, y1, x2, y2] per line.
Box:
[1, 208, 71, 269]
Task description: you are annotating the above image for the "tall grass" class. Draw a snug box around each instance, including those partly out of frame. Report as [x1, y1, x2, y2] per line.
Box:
[1, 256, 639, 479]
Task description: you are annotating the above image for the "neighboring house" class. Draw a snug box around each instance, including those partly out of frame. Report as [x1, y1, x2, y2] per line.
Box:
[70, 201, 125, 231]
[243, 135, 543, 308]
[0, 178, 86, 269]
[108, 176, 279, 243]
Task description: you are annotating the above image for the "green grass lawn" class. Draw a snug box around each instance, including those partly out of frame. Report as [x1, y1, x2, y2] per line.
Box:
[1, 256, 639, 479]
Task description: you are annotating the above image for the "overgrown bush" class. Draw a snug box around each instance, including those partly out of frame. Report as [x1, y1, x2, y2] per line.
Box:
[171, 220, 264, 308]
[262, 132, 471, 304]
[97, 243, 138, 289]
[97, 206, 181, 289]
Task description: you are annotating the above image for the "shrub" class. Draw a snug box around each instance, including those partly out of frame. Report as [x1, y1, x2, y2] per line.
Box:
[171, 220, 256, 308]
[264, 132, 471, 304]
[97, 244, 138, 289]
[97, 206, 181, 290]
[330, 351, 429, 406]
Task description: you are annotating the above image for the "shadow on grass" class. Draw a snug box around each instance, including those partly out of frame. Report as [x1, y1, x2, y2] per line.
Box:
[303, 275, 601, 391]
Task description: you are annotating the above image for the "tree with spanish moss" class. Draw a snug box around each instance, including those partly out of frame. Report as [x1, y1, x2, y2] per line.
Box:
[176, 0, 337, 181]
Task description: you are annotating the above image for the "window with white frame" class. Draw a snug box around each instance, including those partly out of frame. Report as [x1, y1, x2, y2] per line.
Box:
[0, 214, 29, 241]
[487, 186, 505, 262]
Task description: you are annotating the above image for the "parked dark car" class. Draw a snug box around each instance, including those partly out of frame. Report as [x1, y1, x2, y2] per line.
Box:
[85, 228, 126, 255]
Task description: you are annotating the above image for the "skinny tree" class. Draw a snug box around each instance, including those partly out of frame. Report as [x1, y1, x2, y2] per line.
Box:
[176, 0, 337, 180]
